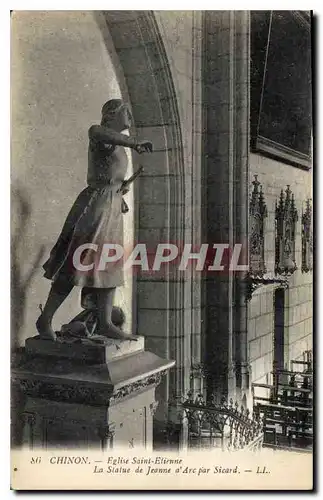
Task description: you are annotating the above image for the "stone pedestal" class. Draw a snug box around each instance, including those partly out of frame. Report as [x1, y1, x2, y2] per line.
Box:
[12, 336, 175, 450]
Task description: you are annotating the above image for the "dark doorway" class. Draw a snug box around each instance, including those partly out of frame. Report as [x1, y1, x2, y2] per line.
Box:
[274, 288, 285, 370]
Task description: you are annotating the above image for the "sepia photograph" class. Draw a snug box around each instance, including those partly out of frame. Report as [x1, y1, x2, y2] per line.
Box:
[10, 9, 314, 490]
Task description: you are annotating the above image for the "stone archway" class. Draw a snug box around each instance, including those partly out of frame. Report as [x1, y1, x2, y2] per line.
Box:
[96, 11, 192, 423]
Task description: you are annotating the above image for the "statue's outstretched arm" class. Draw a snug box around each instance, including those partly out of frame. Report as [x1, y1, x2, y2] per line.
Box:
[88, 125, 152, 154]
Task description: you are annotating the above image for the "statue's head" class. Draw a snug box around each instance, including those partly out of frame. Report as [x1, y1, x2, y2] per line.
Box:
[101, 99, 132, 132]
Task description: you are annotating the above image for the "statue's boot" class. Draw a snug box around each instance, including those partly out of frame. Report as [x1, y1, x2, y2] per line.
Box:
[36, 316, 57, 341]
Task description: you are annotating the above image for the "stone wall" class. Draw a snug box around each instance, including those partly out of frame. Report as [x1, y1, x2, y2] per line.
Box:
[203, 11, 312, 401]
[11, 11, 134, 346]
[248, 153, 313, 386]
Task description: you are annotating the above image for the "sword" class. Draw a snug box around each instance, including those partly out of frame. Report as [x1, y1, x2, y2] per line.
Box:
[117, 165, 144, 193]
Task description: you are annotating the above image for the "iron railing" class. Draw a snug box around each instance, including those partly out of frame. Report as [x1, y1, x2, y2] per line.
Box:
[180, 393, 263, 451]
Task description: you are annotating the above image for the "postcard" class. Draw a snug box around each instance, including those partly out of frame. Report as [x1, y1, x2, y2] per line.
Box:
[11, 10, 313, 491]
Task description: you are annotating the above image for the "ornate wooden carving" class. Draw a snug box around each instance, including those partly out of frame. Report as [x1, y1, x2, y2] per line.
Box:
[249, 175, 268, 276]
[14, 371, 166, 406]
[275, 186, 298, 275]
[244, 176, 286, 301]
[302, 199, 313, 273]
[245, 273, 289, 302]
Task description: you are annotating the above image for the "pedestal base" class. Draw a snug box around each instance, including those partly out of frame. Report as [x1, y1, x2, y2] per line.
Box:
[12, 336, 175, 450]
[25, 335, 145, 364]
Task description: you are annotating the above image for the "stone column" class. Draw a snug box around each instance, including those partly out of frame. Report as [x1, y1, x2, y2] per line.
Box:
[232, 11, 250, 402]
[203, 11, 250, 401]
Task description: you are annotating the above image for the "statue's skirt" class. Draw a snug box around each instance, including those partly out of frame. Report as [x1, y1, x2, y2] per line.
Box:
[43, 184, 124, 289]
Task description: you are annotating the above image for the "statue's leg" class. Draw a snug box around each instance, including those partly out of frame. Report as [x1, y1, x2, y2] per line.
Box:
[36, 277, 73, 341]
[97, 287, 137, 340]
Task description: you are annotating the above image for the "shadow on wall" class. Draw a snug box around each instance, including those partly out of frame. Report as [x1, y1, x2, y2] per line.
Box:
[11, 185, 46, 350]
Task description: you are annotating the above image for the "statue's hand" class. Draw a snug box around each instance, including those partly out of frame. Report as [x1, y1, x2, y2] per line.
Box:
[121, 186, 130, 195]
[134, 141, 153, 154]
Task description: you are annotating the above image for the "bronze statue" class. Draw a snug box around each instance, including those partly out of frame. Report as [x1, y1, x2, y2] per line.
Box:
[36, 99, 153, 342]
